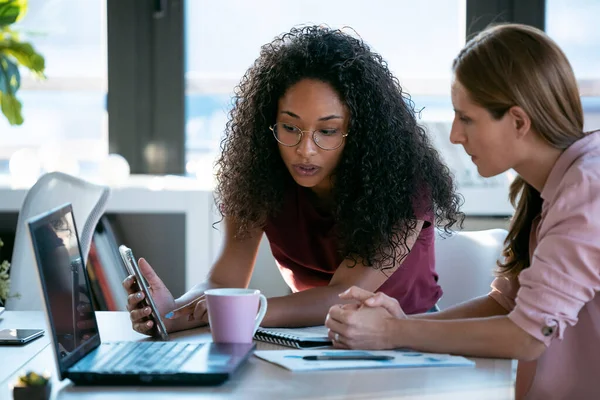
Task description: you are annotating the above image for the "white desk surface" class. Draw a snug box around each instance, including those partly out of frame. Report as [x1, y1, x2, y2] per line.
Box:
[1, 312, 515, 399]
[0, 311, 51, 384]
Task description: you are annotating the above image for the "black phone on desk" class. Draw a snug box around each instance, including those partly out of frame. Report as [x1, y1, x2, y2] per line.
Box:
[0, 328, 44, 345]
[118, 245, 169, 341]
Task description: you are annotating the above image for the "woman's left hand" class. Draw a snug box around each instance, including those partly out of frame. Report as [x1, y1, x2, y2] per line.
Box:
[325, 302, 398, 349]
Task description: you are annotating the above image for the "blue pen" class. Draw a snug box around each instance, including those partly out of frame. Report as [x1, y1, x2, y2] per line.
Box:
[302, 355, 394, 361]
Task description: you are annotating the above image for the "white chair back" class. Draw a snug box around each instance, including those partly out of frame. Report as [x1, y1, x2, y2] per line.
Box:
[7, 172, 110, 310]
[434, 228, 508, 309]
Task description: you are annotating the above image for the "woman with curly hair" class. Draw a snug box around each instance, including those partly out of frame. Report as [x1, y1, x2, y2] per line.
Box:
[123, 25, 463, 333]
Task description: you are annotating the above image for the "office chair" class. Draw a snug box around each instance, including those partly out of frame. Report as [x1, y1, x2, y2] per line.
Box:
[7, 172, 110, 310]
[434, 228, 508, 309]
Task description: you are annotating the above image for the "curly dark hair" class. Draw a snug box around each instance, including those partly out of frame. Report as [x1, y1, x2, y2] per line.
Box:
[216, 25, 464, 270]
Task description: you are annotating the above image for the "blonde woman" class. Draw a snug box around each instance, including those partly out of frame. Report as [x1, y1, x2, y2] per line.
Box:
[326, 24, 600, 399]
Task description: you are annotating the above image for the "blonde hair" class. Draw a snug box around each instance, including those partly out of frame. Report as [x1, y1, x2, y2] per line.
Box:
[452, 23, 585, 277]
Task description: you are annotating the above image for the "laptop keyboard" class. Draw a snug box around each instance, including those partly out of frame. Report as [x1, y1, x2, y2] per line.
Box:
[76, 342, 204, 374]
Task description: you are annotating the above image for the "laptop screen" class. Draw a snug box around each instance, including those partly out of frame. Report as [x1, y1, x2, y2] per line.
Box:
[29, 204, 101, 373]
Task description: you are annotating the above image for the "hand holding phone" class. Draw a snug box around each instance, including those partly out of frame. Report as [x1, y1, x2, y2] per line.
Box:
[0, 329, 44, 345]
[119, 246, 170, 341]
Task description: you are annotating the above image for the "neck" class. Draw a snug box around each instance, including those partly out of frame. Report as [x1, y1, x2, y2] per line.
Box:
[513, 137, 563, 193]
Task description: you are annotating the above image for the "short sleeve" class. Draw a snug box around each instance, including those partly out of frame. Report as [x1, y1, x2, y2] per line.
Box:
[507, 177, 600, 346]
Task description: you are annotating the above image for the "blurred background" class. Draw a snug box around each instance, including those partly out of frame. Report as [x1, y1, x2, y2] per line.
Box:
[2, 0, 599, 218]
[0, 0, 598, 300]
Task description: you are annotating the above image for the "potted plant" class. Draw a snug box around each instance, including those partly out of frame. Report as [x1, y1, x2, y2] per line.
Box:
[12, 371, 51, 400]
[0, 0, 45, 126]
[0, 238, 11, 307]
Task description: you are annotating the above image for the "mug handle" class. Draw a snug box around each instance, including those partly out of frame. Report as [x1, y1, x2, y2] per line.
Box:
[253, 294, 268, 334]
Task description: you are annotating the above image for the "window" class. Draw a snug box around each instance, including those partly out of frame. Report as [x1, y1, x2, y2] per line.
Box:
[546, 0, 600, 84]
[546, 0, 600, 132]
[0, 0, 107, 176]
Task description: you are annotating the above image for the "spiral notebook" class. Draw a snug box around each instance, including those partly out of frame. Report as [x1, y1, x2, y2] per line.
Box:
[254, 325, 332, 349]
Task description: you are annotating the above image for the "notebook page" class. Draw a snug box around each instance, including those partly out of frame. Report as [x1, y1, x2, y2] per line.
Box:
[255, 325, 330, 341]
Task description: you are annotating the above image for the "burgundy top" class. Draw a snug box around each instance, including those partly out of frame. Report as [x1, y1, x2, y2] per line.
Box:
[263, 184, 441, 314]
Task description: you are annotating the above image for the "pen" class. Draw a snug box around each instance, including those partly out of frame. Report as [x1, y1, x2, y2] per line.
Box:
[302, 355, 394, 361]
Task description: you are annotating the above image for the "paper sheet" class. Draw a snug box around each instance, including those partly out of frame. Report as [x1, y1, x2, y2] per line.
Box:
[254, 349, 476, 372]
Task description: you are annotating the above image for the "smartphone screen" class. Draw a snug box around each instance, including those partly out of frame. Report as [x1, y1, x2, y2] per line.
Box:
[119, 245, 169, 341]
[0, 329, 44, 344]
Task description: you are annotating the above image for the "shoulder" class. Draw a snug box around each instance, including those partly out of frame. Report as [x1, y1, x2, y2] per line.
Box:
[411, 186, 434, 225]
[563, 134, 600, 187]
[553, 151, 600, 209]
[539, 149, 600, 239]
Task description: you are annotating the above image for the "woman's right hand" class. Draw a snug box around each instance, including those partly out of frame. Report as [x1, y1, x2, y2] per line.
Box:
[338, 286, 407, 319]
[122, 258, 176, 336]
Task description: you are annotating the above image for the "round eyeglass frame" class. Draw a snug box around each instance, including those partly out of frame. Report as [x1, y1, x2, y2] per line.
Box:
[269, 123, 348, 151]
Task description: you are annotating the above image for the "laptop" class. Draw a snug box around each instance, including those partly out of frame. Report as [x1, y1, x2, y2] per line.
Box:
[28, 203, 254, 386]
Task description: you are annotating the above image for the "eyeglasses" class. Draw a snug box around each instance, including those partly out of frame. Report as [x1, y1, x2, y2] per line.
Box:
[270, 122, 348, 151]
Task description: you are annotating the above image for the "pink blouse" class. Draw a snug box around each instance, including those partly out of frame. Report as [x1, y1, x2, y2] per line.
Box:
[489, 131, 600, 399]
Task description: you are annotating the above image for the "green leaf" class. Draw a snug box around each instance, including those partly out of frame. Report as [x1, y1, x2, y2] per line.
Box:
[0, 1, 41, 126]
[0, 0, 28, 27]
[0, 39, 46, 75]
[0, 54, 20, 93]
[0, 25, 18, 42]
[0, 90, 23, 125]
[1, 39, 44, 74]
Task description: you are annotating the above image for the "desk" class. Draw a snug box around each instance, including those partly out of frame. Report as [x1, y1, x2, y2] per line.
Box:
[1, 311, 515, 399]
[0, 312, 51, 384]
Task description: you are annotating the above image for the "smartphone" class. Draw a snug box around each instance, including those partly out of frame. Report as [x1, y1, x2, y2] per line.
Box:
[0, 328, 44, 345]
[119, 245, 169, 341]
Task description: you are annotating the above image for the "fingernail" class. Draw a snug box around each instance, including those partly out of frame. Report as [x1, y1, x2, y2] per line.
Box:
[136, 292, 143, 299]
[147, 321, 152, 327]
[165, 312, 174, 319]
[145, 307, 151, 314]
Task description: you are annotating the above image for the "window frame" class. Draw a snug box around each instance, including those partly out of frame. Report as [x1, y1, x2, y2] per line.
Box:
[106, 0, 185, 175]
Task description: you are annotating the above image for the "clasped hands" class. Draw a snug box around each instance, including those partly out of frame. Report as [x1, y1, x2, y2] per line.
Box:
[325, 286, 407, 349]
